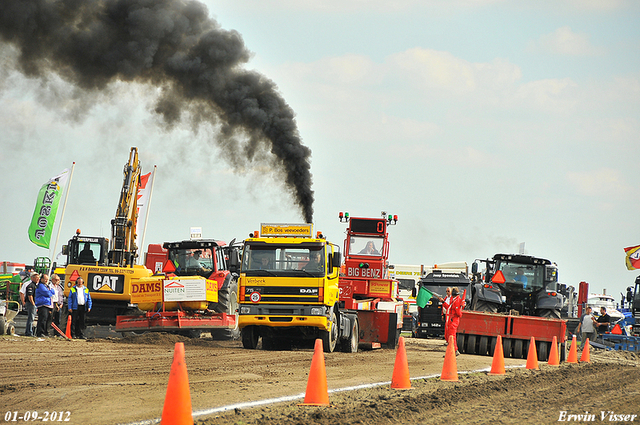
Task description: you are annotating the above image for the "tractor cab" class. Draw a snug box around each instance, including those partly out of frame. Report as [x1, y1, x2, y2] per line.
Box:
[161, 240, 229, 279]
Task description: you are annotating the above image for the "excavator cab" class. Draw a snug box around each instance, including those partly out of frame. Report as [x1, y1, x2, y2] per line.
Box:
[63, 232, 109, 267]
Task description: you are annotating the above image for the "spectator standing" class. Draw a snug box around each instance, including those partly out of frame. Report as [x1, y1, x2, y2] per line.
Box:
[21, 272, 39, 336]
[50, 274, 65, 336]
[35, 274, 55, 337]
[596, 306, 611, 335]
[68, 278, 92, 339]
[575, 306, 597, 348]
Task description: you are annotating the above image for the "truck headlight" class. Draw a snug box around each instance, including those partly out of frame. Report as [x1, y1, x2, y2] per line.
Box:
[240, 306, 251, 314]
[310, 307, 325, 315]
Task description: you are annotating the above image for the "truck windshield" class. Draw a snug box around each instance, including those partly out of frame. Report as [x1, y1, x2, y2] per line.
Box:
[242, 244, 325, 277]
[497, 261, 543, 292]
[168, 248, 214, 277]
[349, 236, 383, 256]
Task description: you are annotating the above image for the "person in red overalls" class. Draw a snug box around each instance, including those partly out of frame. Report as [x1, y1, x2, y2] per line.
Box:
[440, 287, 452, 345]
[446, 287, 464, 356]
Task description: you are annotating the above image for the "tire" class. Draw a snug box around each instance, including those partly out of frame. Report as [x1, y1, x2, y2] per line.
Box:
[472, 291, 499, 313]
[475, 300, 499, 313]
[489, 337, 497, 356]
[514, 339, 523, 359]
[539, 309, 561, 319]
[209, 275, 236, 314]
[320, 307, 338, 353]
[241, 326, 259, 349]
[503, 338, 512, 358]
[456, 334, 465, 352]
[466, 335, 477, 354]
[478, 336, 489, 356]
[261, 336, 276, 350]
[538, 341, 549, 362]
[341, 319, 359, 353]
[211, 281, 240, 340]
[7, 323, 15, 336]
[0, 317, 5, 335]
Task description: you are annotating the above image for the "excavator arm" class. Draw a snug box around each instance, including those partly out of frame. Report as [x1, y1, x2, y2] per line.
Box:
[109, 147, 141, 267]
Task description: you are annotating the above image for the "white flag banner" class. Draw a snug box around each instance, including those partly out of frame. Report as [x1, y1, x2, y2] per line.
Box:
[135, 171, 153, 249]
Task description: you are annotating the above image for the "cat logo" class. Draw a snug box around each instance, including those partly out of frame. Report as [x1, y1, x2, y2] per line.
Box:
[89, 273, 125, 293]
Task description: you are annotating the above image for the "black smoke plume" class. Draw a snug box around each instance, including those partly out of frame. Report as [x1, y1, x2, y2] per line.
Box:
[0, 0, 314, 222]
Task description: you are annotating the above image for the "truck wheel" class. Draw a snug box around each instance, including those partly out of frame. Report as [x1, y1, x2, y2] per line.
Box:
[456, 334, 465, 352]
[503, 338, 512, 358]
[466, 334, 477, 354]
[320, 307, 338, 353]
[478, 336, 488, 356]
[341, 319, 359, 353]
[513, 339, 523, 359]
[538, 341, 549, 362]
[241, 326, 259, 349]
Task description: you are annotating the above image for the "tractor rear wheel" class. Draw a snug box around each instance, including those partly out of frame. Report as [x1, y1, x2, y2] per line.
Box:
[211, 280, 240, 340]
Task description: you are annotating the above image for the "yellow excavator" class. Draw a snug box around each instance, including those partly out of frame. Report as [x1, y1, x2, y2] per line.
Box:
[62, 147, 153, 325]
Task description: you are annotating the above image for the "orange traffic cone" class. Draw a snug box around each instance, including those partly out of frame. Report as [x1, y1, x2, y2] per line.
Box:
[526, 337, 539, 370]
[488, 335, 505, 375]
[65, 315, 72, 339]
[547, 336, 560, 366]
[580, 338, 591, 363]
[161, 342, 193, 424]
[440, 336, 458, 381]
[567, 335, 578, 363]
[391, 336, 411, 390]
[299, 339, 330, 406]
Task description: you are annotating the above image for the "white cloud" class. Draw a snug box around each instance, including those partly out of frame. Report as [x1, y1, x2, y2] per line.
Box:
[566, 168, 635, 199]
[528, 26, 605, 56]
[513, 78, 579, 113]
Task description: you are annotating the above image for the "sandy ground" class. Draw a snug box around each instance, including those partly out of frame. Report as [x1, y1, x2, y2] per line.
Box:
[1, 327, 639, 425]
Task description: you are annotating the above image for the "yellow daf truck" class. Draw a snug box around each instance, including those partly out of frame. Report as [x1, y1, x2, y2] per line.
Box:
[238, 223, 357, 352]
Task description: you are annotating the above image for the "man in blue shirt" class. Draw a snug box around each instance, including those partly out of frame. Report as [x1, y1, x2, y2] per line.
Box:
[513, 268, 528, 289]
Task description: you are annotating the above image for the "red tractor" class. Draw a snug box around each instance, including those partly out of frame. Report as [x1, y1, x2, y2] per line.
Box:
[338, 212, 404, 349]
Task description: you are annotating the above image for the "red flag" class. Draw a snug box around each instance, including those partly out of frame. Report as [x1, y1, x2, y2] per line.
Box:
[624, 245, 640, 270]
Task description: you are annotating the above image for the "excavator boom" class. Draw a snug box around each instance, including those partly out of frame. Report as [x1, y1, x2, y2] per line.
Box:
[109, 147, 141, 267]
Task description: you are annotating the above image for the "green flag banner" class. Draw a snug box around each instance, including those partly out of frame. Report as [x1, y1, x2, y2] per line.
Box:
[28, 169, 69, 249]
[416, 286, 433, 308]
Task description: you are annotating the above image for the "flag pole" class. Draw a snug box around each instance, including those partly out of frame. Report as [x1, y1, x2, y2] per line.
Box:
[49, 162, 75, 275]
[138, 165, 156, 265]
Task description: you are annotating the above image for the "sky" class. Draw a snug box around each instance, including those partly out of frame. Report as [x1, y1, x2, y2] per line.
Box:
[1, 0, 639, 301]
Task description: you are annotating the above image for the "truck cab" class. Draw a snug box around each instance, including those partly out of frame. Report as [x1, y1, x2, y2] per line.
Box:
[237, 224, 346, 352]
[470, 253, 563, 318]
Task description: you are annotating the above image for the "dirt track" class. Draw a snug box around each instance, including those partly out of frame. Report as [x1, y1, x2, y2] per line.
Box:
[1, 332, 639, 425]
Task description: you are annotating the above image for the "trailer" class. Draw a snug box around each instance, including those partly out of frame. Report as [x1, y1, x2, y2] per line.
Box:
[456, 310, 567, 362]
